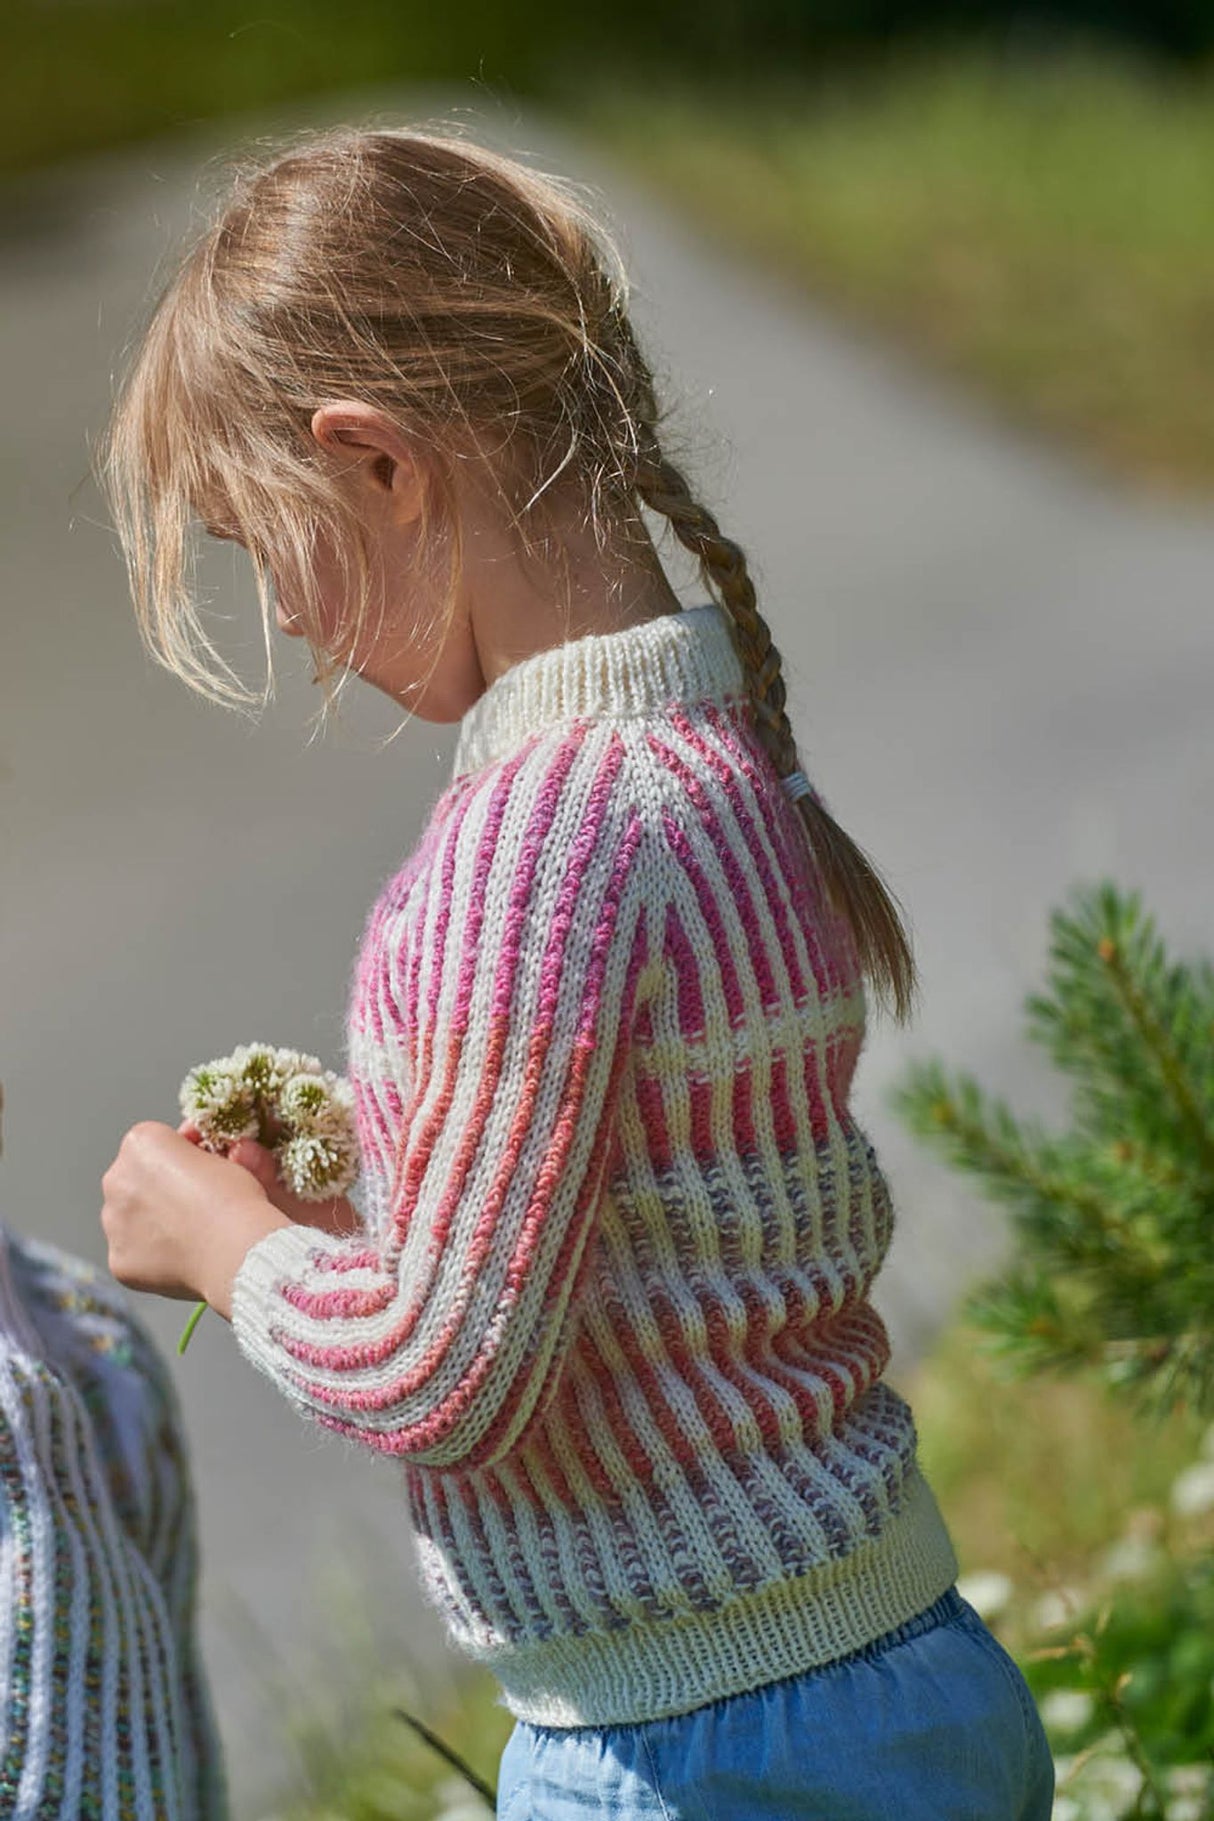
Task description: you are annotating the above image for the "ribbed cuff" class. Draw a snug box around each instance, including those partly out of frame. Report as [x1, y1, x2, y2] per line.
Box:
[229, 1219, 330, 1376]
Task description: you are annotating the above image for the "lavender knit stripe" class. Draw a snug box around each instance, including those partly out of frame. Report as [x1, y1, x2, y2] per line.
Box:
[230, 601, 960, 1727]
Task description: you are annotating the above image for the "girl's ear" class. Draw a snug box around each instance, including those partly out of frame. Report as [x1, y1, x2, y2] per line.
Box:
[310, 402, 426, 522]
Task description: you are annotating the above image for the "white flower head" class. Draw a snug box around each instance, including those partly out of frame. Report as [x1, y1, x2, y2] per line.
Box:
[277, 1130, 359, 1200]
[1032, 1586, 1086, 1633]
[228, 1042, 295, 1101]
[178, 1047, 360, 1191]
[1167, 1764, 1212, 1800]
[1170, 1460, 1214, 1520]
[955, 1569, 1013, 1621]
[179, 1065, 259, 1148]
[432, 1773, 493, 1819]
[1040, 1688, 1095, 1735]
[1099, 1534, 1161, 1584]
[278, 1071, 336, 1132]
[1056, 1735, 1143, 1816]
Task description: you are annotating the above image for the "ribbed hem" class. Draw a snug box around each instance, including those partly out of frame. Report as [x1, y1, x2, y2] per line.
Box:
[451, 601, 747, 782]
[477, 1465, 961, 1728]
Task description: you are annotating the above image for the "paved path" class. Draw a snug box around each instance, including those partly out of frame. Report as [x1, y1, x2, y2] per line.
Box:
[2, 79, 1211, 1815]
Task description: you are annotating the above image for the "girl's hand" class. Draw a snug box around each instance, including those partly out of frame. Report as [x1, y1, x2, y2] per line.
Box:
[102, 1120, 284, 1307]
[177, 1120, 363, 1240]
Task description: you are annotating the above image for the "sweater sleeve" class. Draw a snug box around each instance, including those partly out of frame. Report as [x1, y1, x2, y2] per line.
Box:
[230, 725, 656, 1471]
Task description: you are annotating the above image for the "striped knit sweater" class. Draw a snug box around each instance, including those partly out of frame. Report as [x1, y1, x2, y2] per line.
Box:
[0, 1222, 228, 1817]
[231, 598, 960, 1727]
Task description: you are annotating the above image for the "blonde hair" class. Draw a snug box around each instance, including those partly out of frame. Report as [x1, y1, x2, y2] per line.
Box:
[95, 117, 919, 1026]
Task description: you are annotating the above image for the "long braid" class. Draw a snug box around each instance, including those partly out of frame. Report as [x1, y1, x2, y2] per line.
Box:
[622, 401, 920, 1025]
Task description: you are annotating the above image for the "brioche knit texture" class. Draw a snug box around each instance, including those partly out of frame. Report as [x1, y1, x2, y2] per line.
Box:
[231, 600, 960, 1726]
[0, 1223, 228, 1817]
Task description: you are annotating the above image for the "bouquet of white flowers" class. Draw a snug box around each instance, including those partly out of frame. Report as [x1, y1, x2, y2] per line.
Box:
[177, 1042, 359, 1355]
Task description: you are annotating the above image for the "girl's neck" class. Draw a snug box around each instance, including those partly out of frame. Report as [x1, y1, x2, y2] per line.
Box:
[469, 551, 685, 692]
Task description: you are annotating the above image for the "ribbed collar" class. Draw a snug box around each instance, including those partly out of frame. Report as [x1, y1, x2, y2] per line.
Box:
[451, 600, 747, 781]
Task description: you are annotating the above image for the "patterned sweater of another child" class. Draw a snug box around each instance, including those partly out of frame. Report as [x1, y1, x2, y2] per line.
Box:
[0, 1221, 228, 1818]
[231, 599, 960, 1728]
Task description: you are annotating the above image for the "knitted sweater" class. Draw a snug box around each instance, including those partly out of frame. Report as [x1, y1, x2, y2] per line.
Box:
[0, 1222, 228, 1818]
[231, 599, 960, 1728]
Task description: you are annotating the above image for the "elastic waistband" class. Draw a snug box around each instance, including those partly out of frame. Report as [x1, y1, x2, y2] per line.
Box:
[831, 1582, 964, 1665]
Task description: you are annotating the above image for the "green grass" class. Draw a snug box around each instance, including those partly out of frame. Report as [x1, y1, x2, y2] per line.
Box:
[563, 45, 1214, 495]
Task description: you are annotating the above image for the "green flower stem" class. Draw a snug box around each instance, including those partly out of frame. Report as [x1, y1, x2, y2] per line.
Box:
[178, 1299, 208, 1356]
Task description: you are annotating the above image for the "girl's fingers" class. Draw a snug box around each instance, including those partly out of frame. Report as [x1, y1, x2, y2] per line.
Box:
[229, 1138, 277, 1186]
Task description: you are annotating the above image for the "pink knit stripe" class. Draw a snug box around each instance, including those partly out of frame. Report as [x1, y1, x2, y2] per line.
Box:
[281, 1281, 395, 1319]
[305, 1247, 382, 1276]
[650, 725, 781, 1014]
[668, 705, 810, 1007]
[465, 908, 650, 1469]
[383, 743, 532, 1249]
[699, 703, 810, 894]
[656, 811, 747, 1027]
[699, 702, 861, 1005]
[355, 733, 595, 1362]
[662, 905, 706, 1042]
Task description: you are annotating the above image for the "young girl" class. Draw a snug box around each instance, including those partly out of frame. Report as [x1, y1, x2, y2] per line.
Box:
[95, 122, 1055, 1817]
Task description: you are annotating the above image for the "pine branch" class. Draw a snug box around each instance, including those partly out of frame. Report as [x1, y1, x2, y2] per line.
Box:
[890, 878, 1214, 1419]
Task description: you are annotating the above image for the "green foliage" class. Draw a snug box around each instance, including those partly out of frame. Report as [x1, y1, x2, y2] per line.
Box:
[578, 50, 1214, 495]
[889, 879, 1214, 1422]
[1026, 1557, 1214, 1807]
[906, 1321, 1207, 1583]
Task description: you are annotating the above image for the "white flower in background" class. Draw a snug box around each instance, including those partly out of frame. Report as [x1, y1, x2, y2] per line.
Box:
[1099, 1533, 1161, 1583]
[955, 1569, 1013, 1620]
[1039, 1688, 1095, 1734]
[432, 1772, 494, 1819]
[1059, 1737, 1143, 1819]
[1169, 1460, 1214, 1519]
[1167, 1765, 1212, 1799]
[1050, 1798, 1080, 1821]
[1166, 1764, 1214, 1820]
[1032, 1586, 1086, 1632]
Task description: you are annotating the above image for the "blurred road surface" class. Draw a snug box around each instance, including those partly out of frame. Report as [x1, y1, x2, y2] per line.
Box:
[2, 79, 1211, 1815]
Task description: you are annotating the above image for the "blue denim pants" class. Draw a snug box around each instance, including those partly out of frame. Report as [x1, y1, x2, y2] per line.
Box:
[495, 1585, 1055, 1819]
